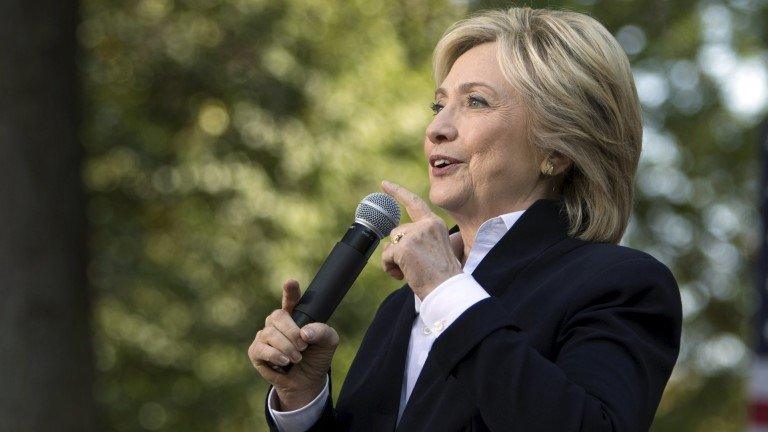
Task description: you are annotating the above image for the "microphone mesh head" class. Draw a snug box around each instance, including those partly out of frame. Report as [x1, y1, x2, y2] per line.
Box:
[355, 193, 401, 238]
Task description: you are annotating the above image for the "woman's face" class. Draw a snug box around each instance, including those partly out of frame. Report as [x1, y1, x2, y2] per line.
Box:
[425, 42, 542, 218]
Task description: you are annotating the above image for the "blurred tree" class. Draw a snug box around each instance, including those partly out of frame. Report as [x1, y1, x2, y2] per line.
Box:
[0, 0, 96, 431]
[79, 0, 768, 431]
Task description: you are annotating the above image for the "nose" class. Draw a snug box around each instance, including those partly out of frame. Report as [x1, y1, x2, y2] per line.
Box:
[426, 111, 458, 144]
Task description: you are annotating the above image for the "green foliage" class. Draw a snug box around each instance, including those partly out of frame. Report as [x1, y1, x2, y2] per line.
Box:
[81, 0, 767, 430]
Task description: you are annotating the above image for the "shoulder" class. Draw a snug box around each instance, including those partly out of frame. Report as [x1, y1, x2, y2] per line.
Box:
[557, 239, 677, 289]
[565, 238, 667, 265]
[556, 241, 682, 326]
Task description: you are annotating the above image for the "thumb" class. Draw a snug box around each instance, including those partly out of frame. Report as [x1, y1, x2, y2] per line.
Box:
[449, 232, 464, 262]
[300, 323, 339, 348]
[282, 279, 301, 312]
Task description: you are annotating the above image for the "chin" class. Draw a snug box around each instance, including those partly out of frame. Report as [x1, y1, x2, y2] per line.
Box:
[428, 184, 466, 212]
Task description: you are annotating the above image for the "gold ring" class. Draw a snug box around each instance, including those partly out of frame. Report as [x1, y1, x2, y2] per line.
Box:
[391, 232, 404, 244]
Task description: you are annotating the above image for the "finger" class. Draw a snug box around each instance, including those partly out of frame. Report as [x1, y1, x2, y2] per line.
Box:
[449, 232, 464, 261]
[253, 355, 295, 379]
[255, 360, 298, 379]
[253, 360, 288, 379]
[248, 343, 290, 381]
[381, 180, 432, 222]
[381, 243, 404, 280]
[300, 323, 340, 348]
[387, 266, 404, 280]
[261, 326, 303, 363]
[282, 279, 301, 312]
[269, 309, 309, 352]
[250, 341, 291, 368]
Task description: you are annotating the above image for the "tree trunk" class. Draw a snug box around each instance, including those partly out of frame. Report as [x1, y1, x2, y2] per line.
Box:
[0, 0, 96, 430]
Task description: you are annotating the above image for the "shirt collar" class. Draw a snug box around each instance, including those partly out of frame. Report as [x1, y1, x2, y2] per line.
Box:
[413, 209, 527, 312]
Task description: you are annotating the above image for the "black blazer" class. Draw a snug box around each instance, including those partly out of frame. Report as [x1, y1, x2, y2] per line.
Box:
[265, 197, 682, 431]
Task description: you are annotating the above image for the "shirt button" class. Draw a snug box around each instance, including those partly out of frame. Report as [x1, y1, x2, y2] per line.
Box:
[434, 321, 444, 332]
[422, 326, 432, 335]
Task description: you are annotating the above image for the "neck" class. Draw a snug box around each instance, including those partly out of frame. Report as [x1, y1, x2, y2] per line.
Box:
[448, 195, 544, 262]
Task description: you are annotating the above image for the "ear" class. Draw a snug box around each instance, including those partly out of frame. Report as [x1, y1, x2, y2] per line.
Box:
[548, 151, 572, 176]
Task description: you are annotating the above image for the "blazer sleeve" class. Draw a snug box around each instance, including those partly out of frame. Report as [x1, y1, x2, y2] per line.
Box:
[429, 257, 682, 432]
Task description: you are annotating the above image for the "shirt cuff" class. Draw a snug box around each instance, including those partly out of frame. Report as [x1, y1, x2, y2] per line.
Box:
[419, 272, 490, 336]
[267, 375, 330, 432]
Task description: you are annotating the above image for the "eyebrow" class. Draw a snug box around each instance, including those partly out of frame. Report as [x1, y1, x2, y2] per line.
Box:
[434, 82, 501, 98]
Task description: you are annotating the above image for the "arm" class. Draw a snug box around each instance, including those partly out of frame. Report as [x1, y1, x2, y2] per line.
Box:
[249, 279, 340, 432]
[418, 272, 489, 334]
[429, 258, 682, 432]
[263, 287, 407, 431]
[264, 374, 337, 432]
[263, 272, 488, 432]
[266, 375, 330, 432]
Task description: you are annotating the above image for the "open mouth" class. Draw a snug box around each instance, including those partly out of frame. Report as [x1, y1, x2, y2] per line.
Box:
[429, 155, 463, 177]
[429, 155, 463, 168]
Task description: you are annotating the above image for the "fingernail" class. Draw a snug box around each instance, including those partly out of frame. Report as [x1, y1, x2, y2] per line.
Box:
[278, 355, 290, 366]
[292, 352, 302, 362]
[298, 341, 308, 351]
[302, 328, 314, 341]
[382, 180, 392, 187]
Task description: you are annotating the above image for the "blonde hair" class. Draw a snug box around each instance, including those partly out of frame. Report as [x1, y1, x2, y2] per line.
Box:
[433, 7, 642, 244]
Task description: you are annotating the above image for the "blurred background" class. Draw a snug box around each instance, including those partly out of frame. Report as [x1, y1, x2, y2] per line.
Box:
[2, 0, 767, 431]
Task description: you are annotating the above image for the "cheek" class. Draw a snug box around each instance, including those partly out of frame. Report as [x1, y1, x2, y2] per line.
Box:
[468, 131, 533, 181]
[467, 133, 514, 176]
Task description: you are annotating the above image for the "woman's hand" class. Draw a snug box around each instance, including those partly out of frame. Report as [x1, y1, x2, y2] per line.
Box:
[247, 279, 339, 411]
[380, 180, 463, 299]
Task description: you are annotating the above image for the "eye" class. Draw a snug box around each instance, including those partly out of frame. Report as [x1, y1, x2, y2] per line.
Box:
[430, 102, 444, 115]
[467, 95, 488, 108]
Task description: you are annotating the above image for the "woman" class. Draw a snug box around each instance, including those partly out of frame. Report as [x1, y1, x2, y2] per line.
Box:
[248, 7, 681, 432]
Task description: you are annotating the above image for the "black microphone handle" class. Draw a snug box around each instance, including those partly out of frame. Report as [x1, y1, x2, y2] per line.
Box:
[270, 225, 379, 374]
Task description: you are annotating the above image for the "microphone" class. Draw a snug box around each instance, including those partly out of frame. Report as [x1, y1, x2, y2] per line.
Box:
[271, 193, 401, 373]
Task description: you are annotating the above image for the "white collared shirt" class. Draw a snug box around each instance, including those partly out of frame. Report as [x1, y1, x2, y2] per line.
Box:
[267, 210, 527, 431]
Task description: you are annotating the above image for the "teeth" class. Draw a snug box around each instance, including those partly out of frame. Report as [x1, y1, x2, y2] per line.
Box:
[434, 159, 451, 167]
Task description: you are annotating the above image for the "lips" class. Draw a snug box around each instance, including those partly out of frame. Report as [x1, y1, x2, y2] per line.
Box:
[429, 154, 463, 168]
[429, 154, 464, 177]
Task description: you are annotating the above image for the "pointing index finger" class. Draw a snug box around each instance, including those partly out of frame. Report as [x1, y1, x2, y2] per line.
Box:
[381, 180, 432, 222]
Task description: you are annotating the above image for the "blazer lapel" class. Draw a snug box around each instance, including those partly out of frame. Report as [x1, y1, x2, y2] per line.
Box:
[361, 291, 416, 429]
[396, 197, 571, 429]
[469, 197, 569, 296]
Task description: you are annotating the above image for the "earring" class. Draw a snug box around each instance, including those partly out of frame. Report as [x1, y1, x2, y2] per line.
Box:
[542, 159, 554, 176]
